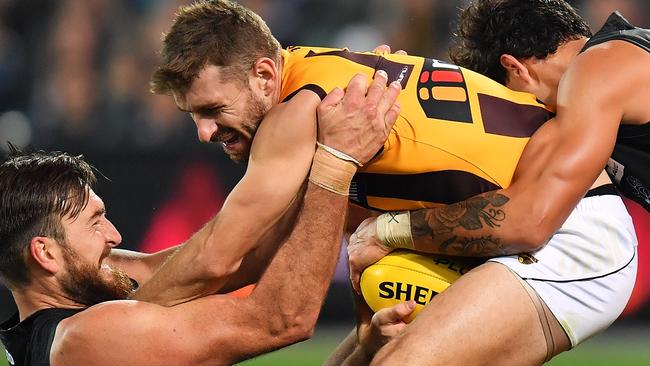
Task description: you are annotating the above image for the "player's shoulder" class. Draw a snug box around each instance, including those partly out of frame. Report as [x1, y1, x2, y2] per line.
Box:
[53, 300, 159, 347]
[249, 89, 320, 162]
[573, 40, 647, 80]
[50, 300, 168, 365]
[563, 41, 642, 100]
[259, 89, 319, 136]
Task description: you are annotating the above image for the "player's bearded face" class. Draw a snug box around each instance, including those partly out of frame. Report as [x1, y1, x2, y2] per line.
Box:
[218, 87, 269, 163]
[59, 243, 134, 306]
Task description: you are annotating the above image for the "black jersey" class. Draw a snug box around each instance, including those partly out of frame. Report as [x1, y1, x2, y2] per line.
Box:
[581, 11, 650, 211]
[0, 308, 83, 366]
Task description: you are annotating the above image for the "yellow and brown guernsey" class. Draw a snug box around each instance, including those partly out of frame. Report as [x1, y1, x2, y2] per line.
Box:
[280, 47, 553, 211]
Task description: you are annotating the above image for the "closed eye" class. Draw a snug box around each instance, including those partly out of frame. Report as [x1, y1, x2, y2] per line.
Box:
[196, 105, 225, 118]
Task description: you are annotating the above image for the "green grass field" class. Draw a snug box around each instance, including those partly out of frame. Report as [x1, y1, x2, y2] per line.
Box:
[237, 326, 650, 366]
[2, 326, 649, 365]
[239, 343, 650, 366]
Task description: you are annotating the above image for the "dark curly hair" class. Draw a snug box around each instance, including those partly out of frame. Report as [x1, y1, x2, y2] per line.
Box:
[450, 0, 592, 84]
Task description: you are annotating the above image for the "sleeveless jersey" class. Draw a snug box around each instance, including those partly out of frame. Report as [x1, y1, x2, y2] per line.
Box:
[0, 308, 83, 366]
[280, 47, 553, 210]
[581, 12, 650, 212]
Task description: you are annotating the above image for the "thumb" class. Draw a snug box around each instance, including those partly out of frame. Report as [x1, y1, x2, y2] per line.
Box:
[377, 300, 416, 323]
[392, 300, 416, 320]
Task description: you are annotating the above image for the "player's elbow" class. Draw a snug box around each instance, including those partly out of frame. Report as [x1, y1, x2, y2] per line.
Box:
[266, 310, 318, 345]
[282, 317, 317, 344]
[516, 231, 550, 252]
[510, 218, 554, 252]
[193, 249, 243, 284]
[200, 258, 242, 282]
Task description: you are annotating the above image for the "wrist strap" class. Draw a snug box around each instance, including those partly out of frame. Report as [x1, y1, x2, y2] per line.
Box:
[316, 142, 363, 167]
[309, 146, 357, 195]
[376, 211, 414, 249]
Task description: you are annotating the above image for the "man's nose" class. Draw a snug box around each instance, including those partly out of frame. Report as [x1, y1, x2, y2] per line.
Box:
[106, 221, 122, 248]
[196, 118, 219, 143]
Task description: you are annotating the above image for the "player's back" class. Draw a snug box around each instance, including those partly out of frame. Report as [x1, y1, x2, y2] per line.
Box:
[280, 47, 553, 211]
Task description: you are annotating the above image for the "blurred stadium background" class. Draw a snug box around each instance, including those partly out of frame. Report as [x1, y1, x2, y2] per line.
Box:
[0, 0, 649, 364]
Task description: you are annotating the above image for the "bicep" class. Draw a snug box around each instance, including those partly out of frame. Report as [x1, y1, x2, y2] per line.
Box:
[52, 297, 282, 366]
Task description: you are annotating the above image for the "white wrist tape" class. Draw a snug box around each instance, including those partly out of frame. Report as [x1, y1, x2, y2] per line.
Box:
[309, 146, 357, 195]
[316, 142, 363, 167]
[376, 211, 414, 249]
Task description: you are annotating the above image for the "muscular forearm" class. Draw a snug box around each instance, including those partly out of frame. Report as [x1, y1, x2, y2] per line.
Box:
[407, 190, 526, 257]
[405, 123, 609, 257]
[129, 220, 226, 305]
[107, 246, 180, 286]
[229, 182, 349, 361]
[131, 190, 303, 305]
[251, 182, 347, 330]
[217, 197, 302, 294]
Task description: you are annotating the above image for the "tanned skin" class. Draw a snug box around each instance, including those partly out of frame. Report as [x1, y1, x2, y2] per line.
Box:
[41, 74, 400, 365]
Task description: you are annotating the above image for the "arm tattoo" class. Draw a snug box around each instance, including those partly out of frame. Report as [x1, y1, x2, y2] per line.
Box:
[410, 192, 510, 256]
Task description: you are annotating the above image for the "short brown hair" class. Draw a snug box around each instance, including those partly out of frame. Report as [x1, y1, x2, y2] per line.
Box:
[150, 0, 282, 96]
[0, 146, 97, 288]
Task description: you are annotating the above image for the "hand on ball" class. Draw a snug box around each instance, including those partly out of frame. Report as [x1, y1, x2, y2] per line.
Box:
[348, 217, 392, 294]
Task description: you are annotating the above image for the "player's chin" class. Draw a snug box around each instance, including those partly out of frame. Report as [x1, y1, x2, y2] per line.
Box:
[225, 149, 250, 164]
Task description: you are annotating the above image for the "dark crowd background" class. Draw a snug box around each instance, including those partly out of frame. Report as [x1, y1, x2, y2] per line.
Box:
[0, 0, 649, 329]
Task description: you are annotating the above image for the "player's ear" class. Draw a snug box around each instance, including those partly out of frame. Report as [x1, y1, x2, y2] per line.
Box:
[29, 236, 63, 275]
[500, 54, 535, 89]
[250, 57, 278, 97]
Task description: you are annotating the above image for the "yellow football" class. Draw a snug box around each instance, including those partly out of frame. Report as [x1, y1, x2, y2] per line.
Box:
[360, 250, 479, 322]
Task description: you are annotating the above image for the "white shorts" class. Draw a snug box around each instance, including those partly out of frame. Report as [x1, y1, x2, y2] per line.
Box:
[489, 192, 638, 346]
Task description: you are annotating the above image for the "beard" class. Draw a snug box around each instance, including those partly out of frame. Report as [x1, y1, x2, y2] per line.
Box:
[222, 89, 269, 163]
[59, 245, 134, 306]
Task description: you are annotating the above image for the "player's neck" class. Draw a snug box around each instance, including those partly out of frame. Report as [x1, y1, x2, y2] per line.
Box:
[12, 284, 85, 321]
[558, 37, 589, 69]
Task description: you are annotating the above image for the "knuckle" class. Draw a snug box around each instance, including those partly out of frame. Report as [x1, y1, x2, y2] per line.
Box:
[362, 104, 378, 119]
[346, 96, 362, 110]
[347, 245, 356, 255]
